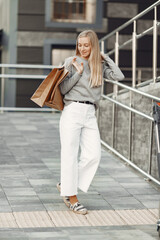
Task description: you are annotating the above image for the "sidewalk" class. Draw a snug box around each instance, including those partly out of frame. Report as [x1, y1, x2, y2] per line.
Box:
[0, 112, 160, 240]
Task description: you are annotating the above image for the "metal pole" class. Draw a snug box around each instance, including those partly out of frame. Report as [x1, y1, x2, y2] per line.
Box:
[132, 20, 137, 88]
[153, 6, 157, 83]
[128, 91, 133, 160]
[111, 32, 119, 148]
[114, 32, 119, 95]
[101, 40, 104, 95]
[111, 33, 119, 148]
[101, 40, 104, 54]
[111, 102, 116, 148]
[96, 40, 105, 122]
[1, 67, 5, 113]
[137, 69, 142, 85]
[115, 32, 119, 66]
[155, 124, 160, 153]
[148, 119, 154, 175]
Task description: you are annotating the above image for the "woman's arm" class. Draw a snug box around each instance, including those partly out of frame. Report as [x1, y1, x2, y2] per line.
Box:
[103, 54, 124, 81]
[59, 57, 82, 95]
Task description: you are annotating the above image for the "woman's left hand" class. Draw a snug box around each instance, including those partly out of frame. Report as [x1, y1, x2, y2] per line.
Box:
[72, 57, 84, 74]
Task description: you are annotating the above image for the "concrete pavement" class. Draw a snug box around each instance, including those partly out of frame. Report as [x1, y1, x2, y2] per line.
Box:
[0, 112, 160, 239]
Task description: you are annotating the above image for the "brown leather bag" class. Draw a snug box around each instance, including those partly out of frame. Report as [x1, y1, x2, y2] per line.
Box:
[31, 67, 69, 111]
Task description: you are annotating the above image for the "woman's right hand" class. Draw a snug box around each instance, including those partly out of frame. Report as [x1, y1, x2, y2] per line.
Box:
[72, 57, 84, 74]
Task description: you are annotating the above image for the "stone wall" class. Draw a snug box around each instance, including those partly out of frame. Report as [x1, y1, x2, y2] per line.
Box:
[98, 82, 160, 180]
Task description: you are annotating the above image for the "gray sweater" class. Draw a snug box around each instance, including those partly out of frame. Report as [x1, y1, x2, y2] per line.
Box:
[60, 55, 124, 109]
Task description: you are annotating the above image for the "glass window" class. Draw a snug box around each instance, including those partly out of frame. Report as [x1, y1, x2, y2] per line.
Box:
[52, 48, 75, 66]
[51, 0, 96, 24]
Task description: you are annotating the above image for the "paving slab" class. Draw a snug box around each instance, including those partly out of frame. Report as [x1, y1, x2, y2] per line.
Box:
[0, 112, 159, 240]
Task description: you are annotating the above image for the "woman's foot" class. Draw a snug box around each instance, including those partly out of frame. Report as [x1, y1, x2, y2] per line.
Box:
[69, 195, 78, 205]
[69, 201, 88, 215]
[68, 196, 88, 215]
[56, 183, 88, 215]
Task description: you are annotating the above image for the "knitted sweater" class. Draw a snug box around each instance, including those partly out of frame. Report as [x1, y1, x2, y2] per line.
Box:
[59, 55, 124, 109]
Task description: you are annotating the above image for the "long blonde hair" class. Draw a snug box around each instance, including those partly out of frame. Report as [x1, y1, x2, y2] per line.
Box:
[76, 30, 102, 88]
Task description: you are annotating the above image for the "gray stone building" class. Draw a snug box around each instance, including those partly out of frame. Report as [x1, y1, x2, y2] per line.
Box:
[0, 0, 159, 107]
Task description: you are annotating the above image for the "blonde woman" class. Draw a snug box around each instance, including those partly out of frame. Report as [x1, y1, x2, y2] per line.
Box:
[57, 30, 124, 215]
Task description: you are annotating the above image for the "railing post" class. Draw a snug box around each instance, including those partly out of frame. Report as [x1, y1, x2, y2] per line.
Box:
[137, 69, 142, 85]
[153, 6, 157, 83]
[115, 32, 119, 66]
[111, 32, 119, 148]
[148, 118, 154, 175]
[111, 101, 115, 148]
[101, 40, 104, 95]
[128, 92, 133, 160]
[1, 67, 5, 113]
[114, 32, 119, 95]
[132, 20, 137, 88]
[96, 40, 105, 122]
[101, 40, 104, 54]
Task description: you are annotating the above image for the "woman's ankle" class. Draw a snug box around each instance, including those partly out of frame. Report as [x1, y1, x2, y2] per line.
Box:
[69, 195, 78, 205]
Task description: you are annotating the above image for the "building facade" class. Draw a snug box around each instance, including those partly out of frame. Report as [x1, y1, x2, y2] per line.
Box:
[0, 0, 159, 107]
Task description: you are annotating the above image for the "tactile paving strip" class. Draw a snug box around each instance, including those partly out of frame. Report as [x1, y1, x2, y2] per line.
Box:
[149, 208, 159, 217]
[115, 209, 158, 225]
[0, 209, 158, 228]
[86, 210, 126, 226]
[0, 213, 18, 228]
[13, 211, 55, 228]
[48, 211, 90, 227]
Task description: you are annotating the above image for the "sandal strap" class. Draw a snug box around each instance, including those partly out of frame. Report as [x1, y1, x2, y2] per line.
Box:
[70, 202, 87, 212]
[57, 183, 87, 214]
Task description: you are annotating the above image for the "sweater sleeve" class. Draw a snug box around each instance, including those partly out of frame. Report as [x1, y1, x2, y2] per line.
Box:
[59, 57, 82, 95]
[103, 55, 125, 81]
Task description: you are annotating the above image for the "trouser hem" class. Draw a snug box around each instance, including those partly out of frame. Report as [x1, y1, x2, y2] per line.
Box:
[60, 192, 78, 197]
[78, 185, 88, 193]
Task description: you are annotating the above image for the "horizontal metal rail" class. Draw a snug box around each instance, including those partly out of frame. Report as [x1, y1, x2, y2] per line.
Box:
[106, 78, 159, 98]
[137, 26, 154, 39]
[102, 94, 154, 121]
[0, 63, 55, 69]
[0, 74, 46, 79]
[101, 140, 160, 186]
[100, 0, 160, 42]
[104, 78, 160, 102]
[120, 67, 156, 72]
[0, 107, 59, 112]
[107, 23, 160, 56]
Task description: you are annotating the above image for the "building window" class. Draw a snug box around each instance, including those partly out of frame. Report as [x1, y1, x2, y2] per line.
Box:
[51, 0, 96, 24]
[52, 48, 75, 66]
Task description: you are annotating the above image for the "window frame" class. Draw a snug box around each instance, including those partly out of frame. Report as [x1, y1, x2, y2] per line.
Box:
[43, 38, 76, 66]
[45, 0, 103, 29]
[52, 1, 86, 22]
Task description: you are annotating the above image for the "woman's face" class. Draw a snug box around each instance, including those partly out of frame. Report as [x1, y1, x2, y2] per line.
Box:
[78, 36, 91, 60]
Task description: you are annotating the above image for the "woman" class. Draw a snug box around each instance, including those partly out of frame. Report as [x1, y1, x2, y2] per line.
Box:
[57, 30, 124, 215]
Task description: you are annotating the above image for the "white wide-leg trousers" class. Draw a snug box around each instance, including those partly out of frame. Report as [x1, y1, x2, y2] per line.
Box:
[59, 102, 101, 196]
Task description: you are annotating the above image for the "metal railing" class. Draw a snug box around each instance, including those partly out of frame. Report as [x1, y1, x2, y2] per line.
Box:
[99, 0, 160, 185]
[102, 79, 160, 185]
[100, 0, 160, 88]
[0, 63, 58, 112]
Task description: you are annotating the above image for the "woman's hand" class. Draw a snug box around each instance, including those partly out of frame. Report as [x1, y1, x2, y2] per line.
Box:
[72, 57, 84, 74]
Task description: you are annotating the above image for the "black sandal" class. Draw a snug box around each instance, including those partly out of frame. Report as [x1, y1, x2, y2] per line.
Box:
[69, 201, 88, 215]
[57, 183, 88, 215]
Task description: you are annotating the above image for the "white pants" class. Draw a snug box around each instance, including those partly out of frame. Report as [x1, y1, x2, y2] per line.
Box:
[59, 102, 101, 196]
